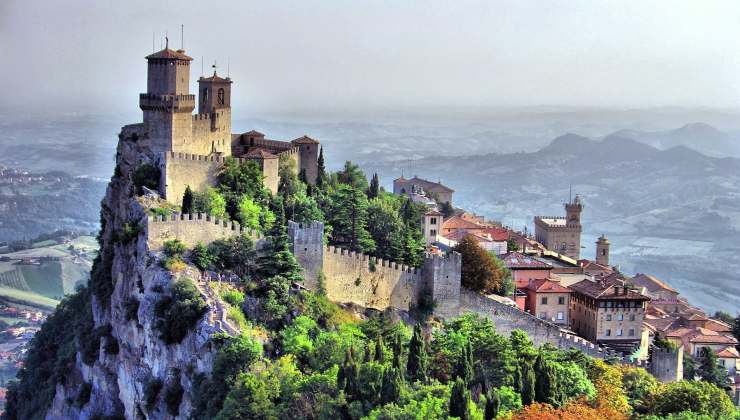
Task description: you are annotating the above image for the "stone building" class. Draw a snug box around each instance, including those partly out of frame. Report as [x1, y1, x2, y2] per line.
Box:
[534, 194, 583, 259]
[524, 278, 571, 325]
[421, 210, 443, 246]
[393, 176, 454, 205]
[569, 275, 650, 354]
[596, 235, 610, 266]
[131, 42, 320, 203]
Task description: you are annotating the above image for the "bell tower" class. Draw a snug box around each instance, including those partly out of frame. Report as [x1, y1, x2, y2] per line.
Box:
[596, 235, 610, 266]
[139, 38, 195, 153]
[565, 194, 583, 227]
[198, 69, 232, 114]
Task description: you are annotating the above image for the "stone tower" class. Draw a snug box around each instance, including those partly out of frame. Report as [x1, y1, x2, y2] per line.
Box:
[196, 70, 233, 155]
[565, 194, 583, 227]
[140, 40, 195, 154]
[291, 136, 320, 185]
[596, 234, 610, 266]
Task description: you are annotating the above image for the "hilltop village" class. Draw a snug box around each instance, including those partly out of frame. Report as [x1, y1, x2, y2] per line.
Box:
[5, 41, 740, 419]
[130, 41, 739, 404]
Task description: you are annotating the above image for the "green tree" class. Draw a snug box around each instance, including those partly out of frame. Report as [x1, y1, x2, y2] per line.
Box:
[407, 324, 429, 383]
[366, 197, 405, 261]
[713, 311, 734, 325]
[621, 366, 659, 413]
[484, 388, 501, 420]
[648, 380, 736, 419]
[336, 161, 368, 190]
[190, 242, 216, 271]
[182, 185, 194, 214]
[209, 235, 258, 279]
[454, 235, 511, 294]
[449, 378, 471, 420]
[439, 200, 455, 218]
[380, 366, 402, 405]
[368, 172, 380, 199]
[520, 360, 536, 405]
[316, 147, 327, 190]
[192, 188, 228, 219]
[534, 352, 561, 406]
[733, 314, 740, 351]
[237, 196, 262, 231]
[374, 335, 386, 363]
[696, 346, 729, 388]
[325, 184, 375, 253]
[454, 340, 474, 385]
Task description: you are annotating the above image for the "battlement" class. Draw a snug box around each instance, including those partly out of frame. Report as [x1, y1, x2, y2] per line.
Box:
[146, 212, 262, 251]
[165, 152, 227, 164]
[139, 93, 195, 112]
[325, 245, 420, 275]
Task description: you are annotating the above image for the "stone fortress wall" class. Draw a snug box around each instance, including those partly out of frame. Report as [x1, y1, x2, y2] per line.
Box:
[146, 213, 262, 251]
[159, 153, 224, 205]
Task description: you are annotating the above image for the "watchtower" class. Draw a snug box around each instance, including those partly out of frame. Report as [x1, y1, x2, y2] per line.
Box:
[596, 235, 610, 266]
[139, 38, 195, 153]
[198, 70, 232, 114]
[565, 194, 583, 227]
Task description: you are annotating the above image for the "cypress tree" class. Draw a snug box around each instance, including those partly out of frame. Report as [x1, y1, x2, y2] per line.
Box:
[368, 173, 380, 199]
[316, 147, 326, 189]
[520, 360, 535, 405]
[449, 378, 471, 420]
[406, 324, 428, 383]
[181, 186, 194, 214]
[512, 364, 522, 393]
[698, 346, 730, 388]
[364, 341, 374, 363]
[534, 353, 561, 406]
[375, 335, 385, 363]
[484, 388, 501, 420]
[380, 367, 402, 405]
[392, 332, 404, 375]
[339, 347, 360, 399]
[455, 340, 474, 385]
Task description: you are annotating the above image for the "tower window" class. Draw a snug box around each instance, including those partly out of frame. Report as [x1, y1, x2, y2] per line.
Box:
[203, 88, 209, 103]
[218, 88, 225, 105]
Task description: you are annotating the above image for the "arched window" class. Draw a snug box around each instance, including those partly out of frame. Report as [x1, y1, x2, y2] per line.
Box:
[218, 88, 225, 105]
[202, 88, 209, 103]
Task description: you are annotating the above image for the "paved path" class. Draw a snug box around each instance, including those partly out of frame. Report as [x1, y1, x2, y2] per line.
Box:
[195, 272, 240, 336]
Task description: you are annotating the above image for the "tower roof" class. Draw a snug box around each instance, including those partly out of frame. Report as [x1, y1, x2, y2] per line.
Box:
[291, 135, 320, 145]
[146, 48, 193, 61]
[199, 71, 232, 83]
[244, 148, 277, 160]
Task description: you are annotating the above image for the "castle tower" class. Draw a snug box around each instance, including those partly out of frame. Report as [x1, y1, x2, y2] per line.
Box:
[244, 148, 279, 195]
[198, 70, 232, 114]
[140, 40, 195, 153]
[291, 136, 320, 185]
[596, 235, 610, 266]
[565, 194, 583, 227]
[421, 210, 443, 246]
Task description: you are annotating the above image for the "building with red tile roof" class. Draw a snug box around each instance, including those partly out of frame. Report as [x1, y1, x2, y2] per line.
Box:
[525, 279, 572, 325]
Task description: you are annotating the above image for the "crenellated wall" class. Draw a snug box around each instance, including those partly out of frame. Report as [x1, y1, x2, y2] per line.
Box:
[322, 245, 422, 312]
[146, 213, 262, 251]
[159, 152, 223, 205]
[288, 221, 461, 316]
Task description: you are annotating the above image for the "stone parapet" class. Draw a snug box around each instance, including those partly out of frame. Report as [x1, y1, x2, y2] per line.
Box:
[146, 213, 261, 251]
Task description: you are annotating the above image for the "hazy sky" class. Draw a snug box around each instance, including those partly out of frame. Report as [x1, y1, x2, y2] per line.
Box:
[3, 0, 740, 114]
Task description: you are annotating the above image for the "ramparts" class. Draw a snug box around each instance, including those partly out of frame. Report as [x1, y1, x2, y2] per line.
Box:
[159, 152, 223, 205]
[146, 213, 262, 251]
[322, 245, 422, 312]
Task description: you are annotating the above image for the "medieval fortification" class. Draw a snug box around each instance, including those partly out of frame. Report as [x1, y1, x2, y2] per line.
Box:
[130, 42, 678, 376]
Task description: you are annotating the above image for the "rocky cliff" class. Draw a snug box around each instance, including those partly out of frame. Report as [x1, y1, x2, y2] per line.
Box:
[22, 127, 223, 419]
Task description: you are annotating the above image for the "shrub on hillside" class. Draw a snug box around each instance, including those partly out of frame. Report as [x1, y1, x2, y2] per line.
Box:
[132, 163, 160, 195]
[154, 279, 208, 344]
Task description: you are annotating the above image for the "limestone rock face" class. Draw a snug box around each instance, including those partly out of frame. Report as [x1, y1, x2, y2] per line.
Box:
[45, 128, 218, 420]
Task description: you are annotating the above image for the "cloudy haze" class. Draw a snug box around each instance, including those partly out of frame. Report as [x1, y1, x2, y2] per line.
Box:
[2, 0, 740, 115]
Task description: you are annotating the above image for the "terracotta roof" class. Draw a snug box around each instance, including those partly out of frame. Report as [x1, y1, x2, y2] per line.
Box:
[443, 230, 493, 243]
[292, 135, 320, 144]
[580, 260, 612, 273]
[425, 210, 443, 216]
[501, 252, 553, 269]
[527, 279, 571, 294]
[630, 273, 678, 294]
[716, 346, 740, 358]
[243, 130, 265, 137]
[569, 278, 650, 301]
[482, 227, 510, 242]
[199, 72, 231, 83]
[244, 148, 277, 159]
[689, 332, 738, 345]
[146, 48, 193, 61]
[397, 176, 455, 193]
[442, 215, 482, 231]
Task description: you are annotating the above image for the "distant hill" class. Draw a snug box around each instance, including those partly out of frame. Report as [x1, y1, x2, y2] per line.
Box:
[608, 122, 740, 158]
[367, 133, 740, 313]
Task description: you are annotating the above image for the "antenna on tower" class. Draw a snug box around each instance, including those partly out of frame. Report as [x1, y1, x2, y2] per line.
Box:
[181, 24, 184, 50]
[152, 32, 155, 53]
[227, 58, 230, 78]
[569, 184, 572, 203]
[201, 57, 204, 77]
[165, 30, 168, 49]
